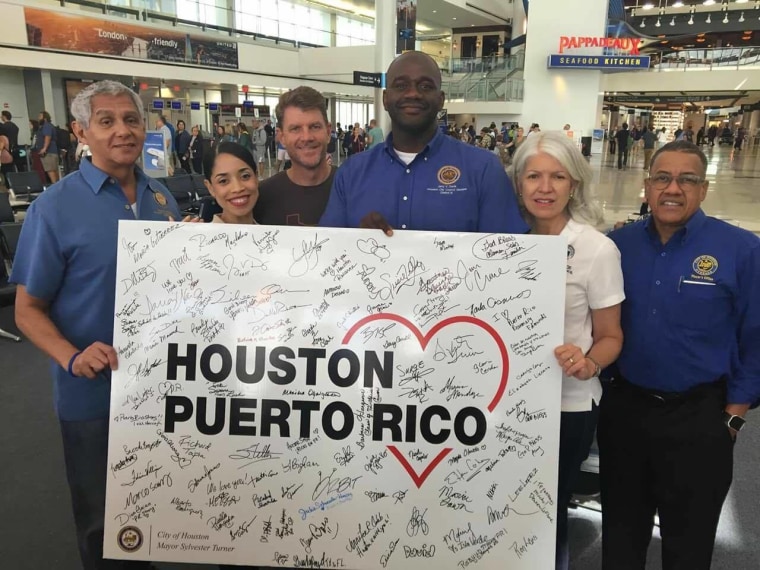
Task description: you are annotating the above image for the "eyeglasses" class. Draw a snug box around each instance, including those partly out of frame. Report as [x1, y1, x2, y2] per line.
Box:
[648, 173, 705, 191]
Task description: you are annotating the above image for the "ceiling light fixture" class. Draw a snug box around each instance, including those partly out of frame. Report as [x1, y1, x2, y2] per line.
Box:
[703, 0, 716, 5]
[641, 17, 647, 27]
[740, 11, 746, 21]
[643, 2, 655, 9]
[689, 13, 695, 23]
[706, 13, 712, 22]
[670, 16, 676, 25]
[723, 12, 730, 22]
[656, 17, 662, 26]
[673, 0, 684, 6]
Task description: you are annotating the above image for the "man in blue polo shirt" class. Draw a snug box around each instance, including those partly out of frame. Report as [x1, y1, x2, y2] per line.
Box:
[319, 50, 527, 234]
[11, 80, 180, 569]
[599, 140, 760, 569]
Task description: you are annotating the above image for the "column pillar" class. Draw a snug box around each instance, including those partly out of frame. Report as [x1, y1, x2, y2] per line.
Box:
[40, 70, 57, 124]
[374, 0, 397, 137]
[520, 0, 608, 135]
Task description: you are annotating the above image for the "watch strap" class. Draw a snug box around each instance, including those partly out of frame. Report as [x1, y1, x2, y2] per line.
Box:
[723, 412, 746, 431]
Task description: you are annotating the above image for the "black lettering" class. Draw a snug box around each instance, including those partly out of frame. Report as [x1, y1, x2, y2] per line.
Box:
[230, 398, 257, 436]
[292, 400, 320, 437]
[364, 351, 394, 388]
[236, 345, 265, 384]
[420, 405, 450, 444]
[328, 349, 360, 387]
[200, 344, 231, 384]
[322, 401, 354, 440]
[260, 399, 290, 437]
[268, 346, 296, 384]
[196, 397, 226, 435]
[455, 407, 487, 445]
[167, 343, 196, 381]
[405, 404, 417, 443]
[299, 348, 326, 386]
[372, 403, 403, 441]
[165, 395, 193, 432]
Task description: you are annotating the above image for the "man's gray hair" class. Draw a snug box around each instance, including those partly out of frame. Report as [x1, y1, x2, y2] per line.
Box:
[70, 80, 144, 129]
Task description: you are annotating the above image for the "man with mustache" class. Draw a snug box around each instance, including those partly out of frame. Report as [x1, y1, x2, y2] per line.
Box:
[254, 86, 335, 226]
[319, 51, 527, 235]
[600, 141, 760, 569]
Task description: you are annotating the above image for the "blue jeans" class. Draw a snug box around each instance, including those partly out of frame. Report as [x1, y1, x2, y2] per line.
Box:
[60, 418, 151, 570]
[556, 404, 600, 570]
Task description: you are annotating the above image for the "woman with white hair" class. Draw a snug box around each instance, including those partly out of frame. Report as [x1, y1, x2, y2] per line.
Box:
[508, 131, 625, 570]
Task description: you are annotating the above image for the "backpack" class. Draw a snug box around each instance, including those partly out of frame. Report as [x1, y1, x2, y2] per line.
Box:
[56, 125, 71, 153]
[488, 134, 497, 150]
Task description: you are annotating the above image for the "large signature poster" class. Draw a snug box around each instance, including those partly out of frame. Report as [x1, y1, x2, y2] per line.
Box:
[104, 222, 567, 568]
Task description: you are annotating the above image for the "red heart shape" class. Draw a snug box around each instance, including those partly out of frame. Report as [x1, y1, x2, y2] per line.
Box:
[342, 314, 509, 488]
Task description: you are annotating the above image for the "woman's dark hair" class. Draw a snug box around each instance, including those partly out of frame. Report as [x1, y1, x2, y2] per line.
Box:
[202, 141, 257, 181]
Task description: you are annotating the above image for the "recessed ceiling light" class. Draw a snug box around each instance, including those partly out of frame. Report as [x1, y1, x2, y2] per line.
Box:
[703, 0, 716, 5]
[452, 17, 457, 20]
[643, 2, 655, 9]
[432, 10, 437, 13]
[673, 0, 684, 6]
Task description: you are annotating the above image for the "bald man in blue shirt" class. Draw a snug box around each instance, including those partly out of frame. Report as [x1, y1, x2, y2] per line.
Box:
[599, 141, 760, 569]
[319, 51, 527, 235]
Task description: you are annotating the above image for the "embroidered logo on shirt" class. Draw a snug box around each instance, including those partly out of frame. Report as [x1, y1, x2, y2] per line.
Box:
[154, 192, 168, 206]
[117, 526, 144, 552]
[567, 245, 575, 259]
[692, 255, 718, 276]
[437, 165, 461, 186]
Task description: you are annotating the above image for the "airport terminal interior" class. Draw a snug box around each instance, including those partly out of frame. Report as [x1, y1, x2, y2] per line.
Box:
[1, 0, 760, 568]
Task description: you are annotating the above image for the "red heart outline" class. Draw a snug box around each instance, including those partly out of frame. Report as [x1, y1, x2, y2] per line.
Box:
[342, 313, 509, 488]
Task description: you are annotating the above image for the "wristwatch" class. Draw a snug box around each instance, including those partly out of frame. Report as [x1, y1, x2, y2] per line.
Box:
[723, 412, 746, 432]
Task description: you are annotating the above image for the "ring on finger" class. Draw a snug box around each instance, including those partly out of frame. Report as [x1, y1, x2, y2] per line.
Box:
[568, 357, 575, 365]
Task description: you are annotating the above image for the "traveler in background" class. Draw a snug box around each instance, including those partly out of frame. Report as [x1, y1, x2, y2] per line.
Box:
[35, 110, 60, 183]
[10, 79, 182, 570]
[264, 118, 275, 156]
[696, 126, 705, 146]
[616, 123, 630, 170]
[629, 124, 641, 163]
[608, 126, 617, 155]
[509, 130, 624, 570]
[175, 119, 191, 173]
[478, 126, 494, 150]
[641, 126, 657, 170]
[683, 123, 694, 143]
[211, 124, 225, 149]
[237, 122, 253, 157]
[505, 126, 526, 158]
[600, 141, 760, 570]
[734, 126, 746, 151]
[0, 129, 14, 181]
[707, 124, 717, 147]
[657, 127, 668, 148]
[188, 125, 203, 174]
[366, 118, 384, 149]
[202, 142, 259, 225]
[0, 110, 20, 170]
[155, 115, 174, 175]
[254, 86, 336, 226]
[349, 125, 364, 155]
[320, 50, 528, 235]
[253, 119, 268, 176]
[275, 137, 289, 172]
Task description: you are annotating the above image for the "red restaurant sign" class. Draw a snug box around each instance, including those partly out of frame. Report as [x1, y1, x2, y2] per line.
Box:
[559, 36, 641, 55]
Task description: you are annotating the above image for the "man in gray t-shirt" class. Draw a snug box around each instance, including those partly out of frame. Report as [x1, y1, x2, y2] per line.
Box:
[641, 126, 658, 170]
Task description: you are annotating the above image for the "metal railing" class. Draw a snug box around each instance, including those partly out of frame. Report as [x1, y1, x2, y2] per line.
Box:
[442, 53, 525, 76]
[442, 77, 524, 102]
[652, 46, 760, 71]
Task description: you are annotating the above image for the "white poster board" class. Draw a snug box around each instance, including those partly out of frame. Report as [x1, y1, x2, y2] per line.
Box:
[104, 222, 567, 569]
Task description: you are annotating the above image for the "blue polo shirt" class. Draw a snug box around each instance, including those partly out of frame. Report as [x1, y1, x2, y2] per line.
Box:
[319, 129, 528, 233]
[10, 158, 180, 421]
[609, 209, 760, 404]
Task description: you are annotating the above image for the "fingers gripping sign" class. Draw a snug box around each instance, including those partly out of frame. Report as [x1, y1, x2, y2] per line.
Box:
[554, 343, 594, 381]
[70, 342, 119, 379]
[359, 211, 394, 236]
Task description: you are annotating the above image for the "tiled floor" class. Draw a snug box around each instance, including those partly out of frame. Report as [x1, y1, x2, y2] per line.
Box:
[592, 143, 760, 234]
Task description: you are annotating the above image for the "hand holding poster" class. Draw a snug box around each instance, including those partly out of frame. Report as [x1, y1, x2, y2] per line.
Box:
[104, 222, 566, 568]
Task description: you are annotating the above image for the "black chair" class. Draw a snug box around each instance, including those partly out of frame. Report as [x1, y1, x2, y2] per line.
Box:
[166, 175, 195, 214]
[191, 174, 209, 198]
[197, 196, 222, 223]
[0, 222, 22, 342]
[6, 171, 45, 203]
[0, 193, 15, 223]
